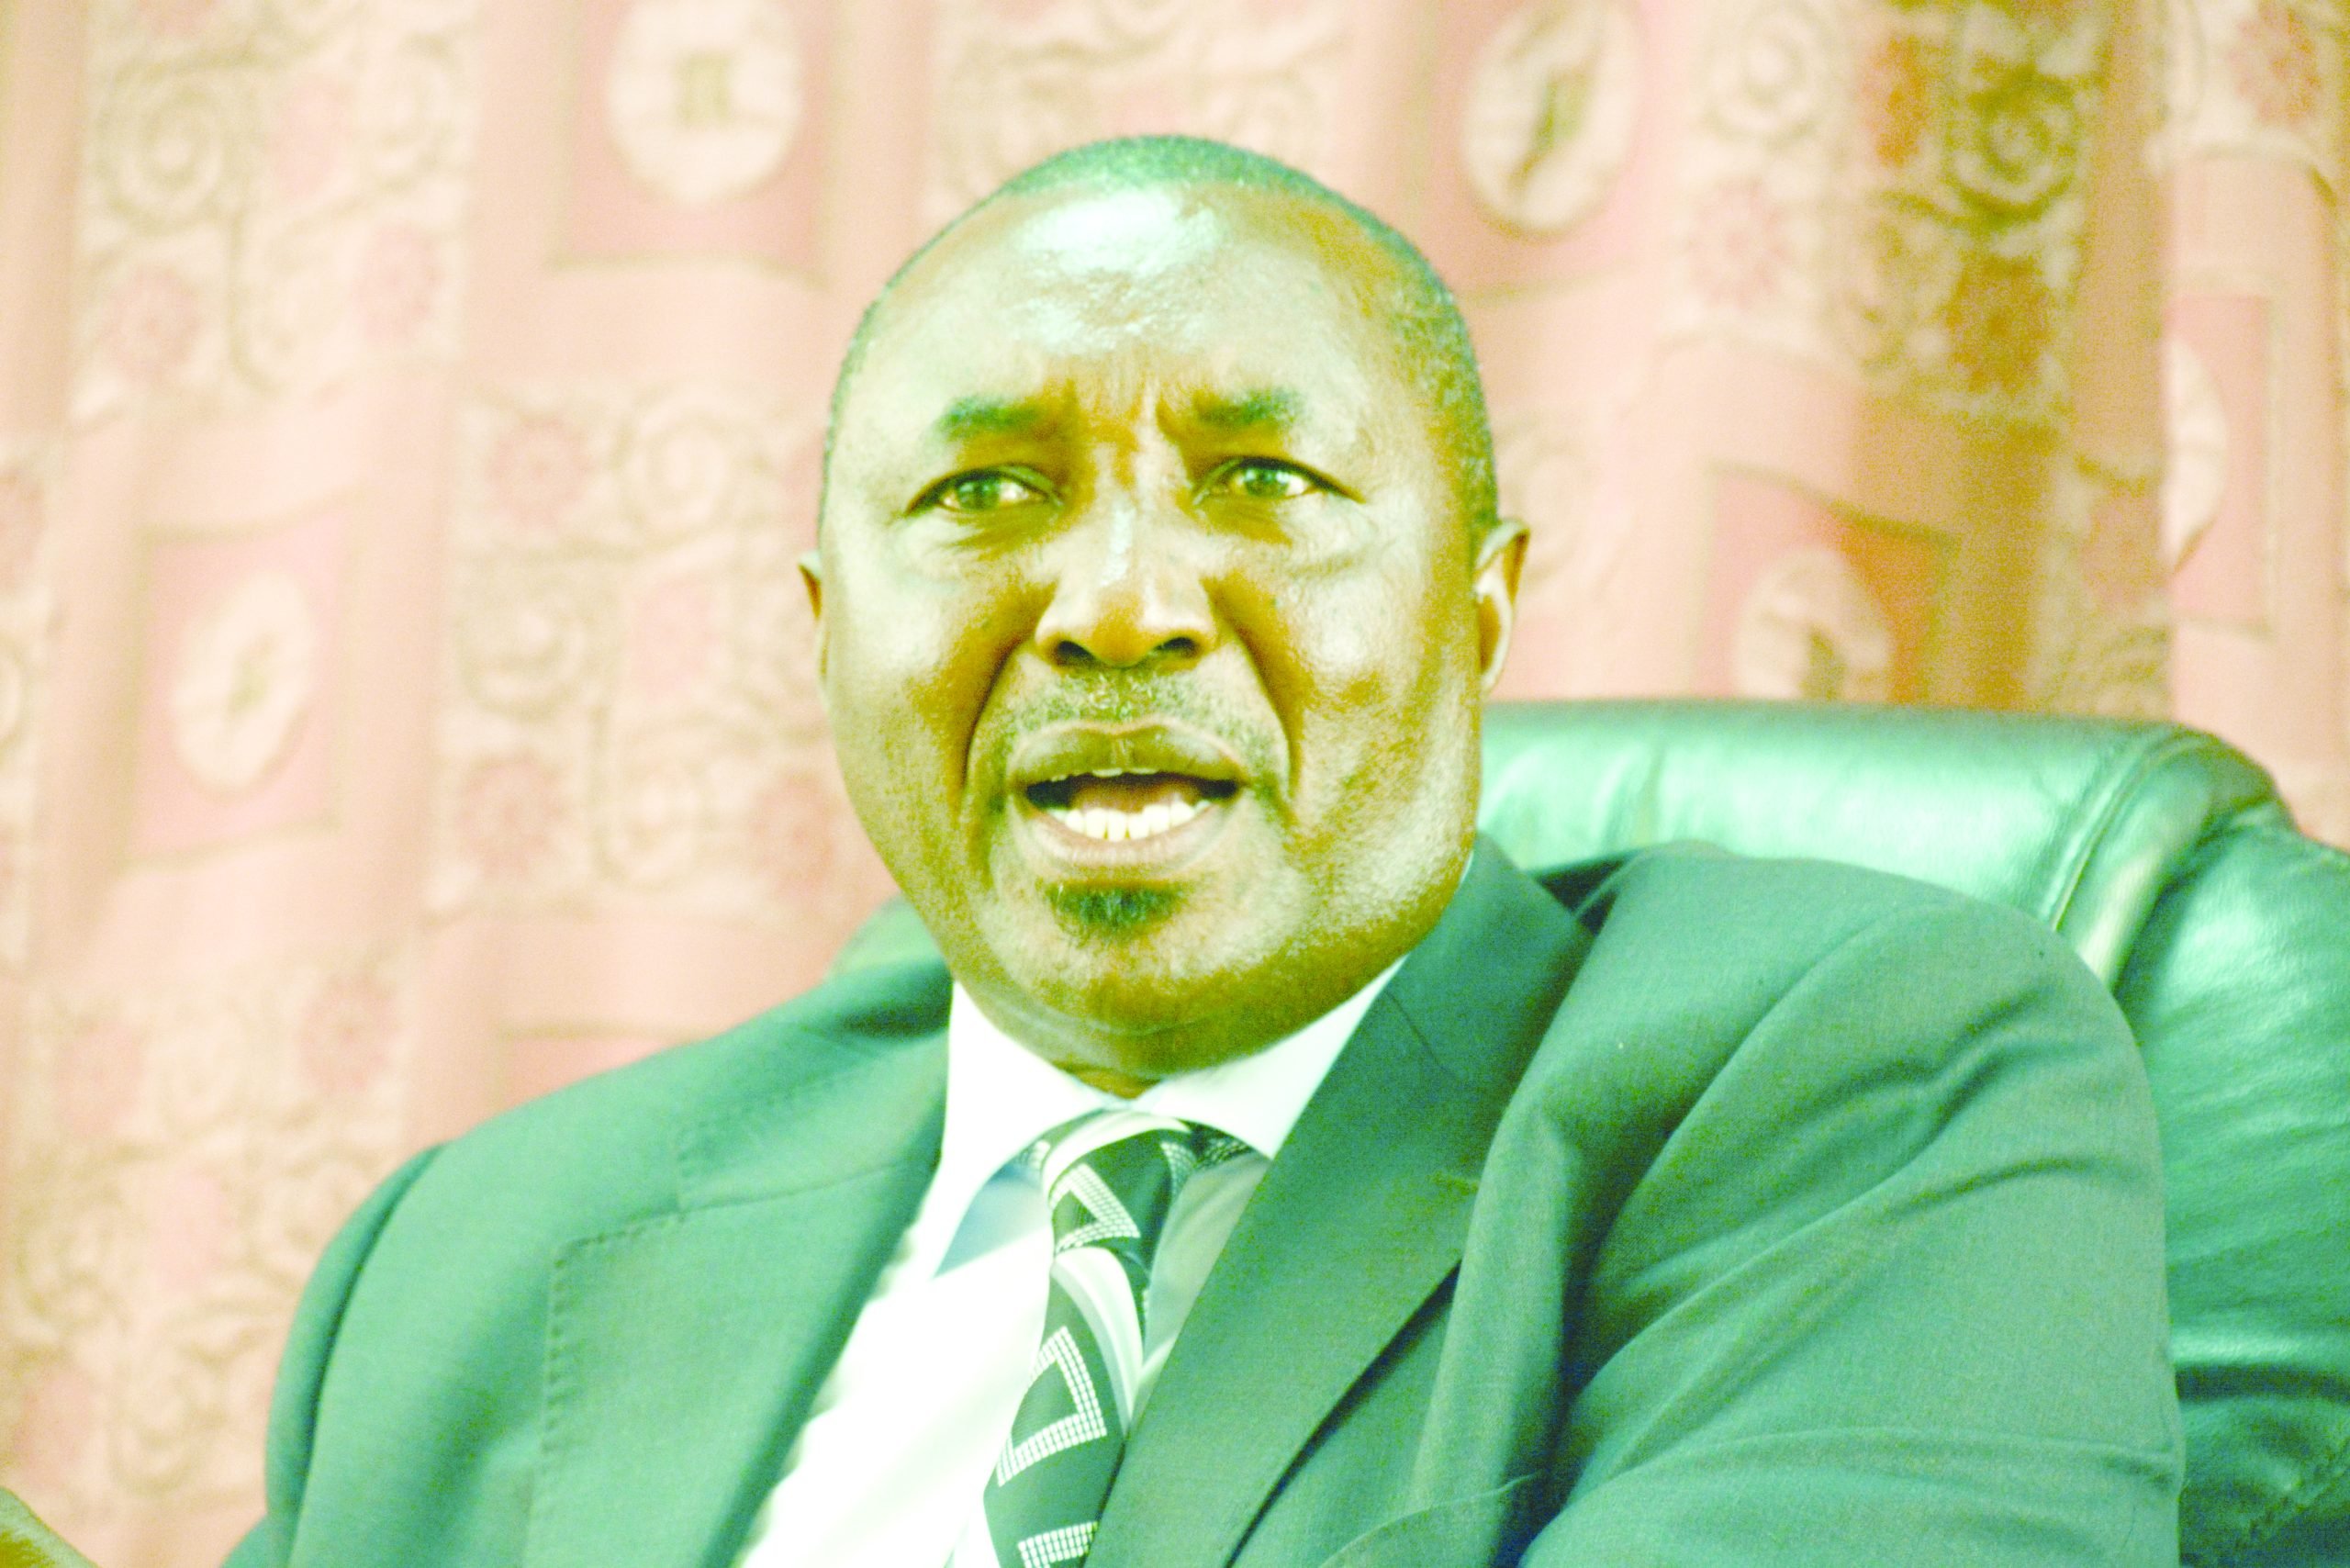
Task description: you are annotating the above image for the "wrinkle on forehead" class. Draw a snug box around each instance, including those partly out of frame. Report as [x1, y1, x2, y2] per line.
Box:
[838, 186, 1397, 479]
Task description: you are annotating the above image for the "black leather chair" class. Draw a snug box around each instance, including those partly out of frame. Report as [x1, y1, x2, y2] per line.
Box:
[836, 698, 2350, 1565]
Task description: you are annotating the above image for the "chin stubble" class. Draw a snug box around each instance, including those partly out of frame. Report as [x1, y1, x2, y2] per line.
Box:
[1044, 883, 1182, 936]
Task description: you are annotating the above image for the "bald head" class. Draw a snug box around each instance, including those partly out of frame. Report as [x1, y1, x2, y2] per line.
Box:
[822, 136, 1499, 544]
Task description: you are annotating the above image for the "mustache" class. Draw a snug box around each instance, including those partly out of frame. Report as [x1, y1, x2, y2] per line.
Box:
[979, 677, 1281, 786]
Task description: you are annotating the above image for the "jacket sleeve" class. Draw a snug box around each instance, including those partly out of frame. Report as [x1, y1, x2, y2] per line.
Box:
[221, 1147, 442, 1568]
[1521, 895, 2183, 1566]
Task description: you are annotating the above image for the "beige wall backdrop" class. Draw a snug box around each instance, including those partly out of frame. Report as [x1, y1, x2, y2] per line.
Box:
[0, 0, 2343, 1559]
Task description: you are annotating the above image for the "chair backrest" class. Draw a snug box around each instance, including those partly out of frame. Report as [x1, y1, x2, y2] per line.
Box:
[832, 698, 2350, 1563]
[1482, 700, 2350, 1567]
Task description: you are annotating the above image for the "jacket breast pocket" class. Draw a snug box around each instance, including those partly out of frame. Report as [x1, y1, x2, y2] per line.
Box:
[1316, 1473, 1544, 1568]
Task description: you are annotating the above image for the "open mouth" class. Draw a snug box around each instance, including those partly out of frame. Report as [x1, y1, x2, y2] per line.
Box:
[1007, 722, 1249, 849]
[1024, 768, 1242, 843]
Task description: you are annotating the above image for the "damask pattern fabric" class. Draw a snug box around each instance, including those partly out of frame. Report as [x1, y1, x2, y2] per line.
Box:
[0, 3, 2342, 1562]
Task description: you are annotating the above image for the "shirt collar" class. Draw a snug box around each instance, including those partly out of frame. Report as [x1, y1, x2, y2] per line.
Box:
[923, 958, 1403, 1269]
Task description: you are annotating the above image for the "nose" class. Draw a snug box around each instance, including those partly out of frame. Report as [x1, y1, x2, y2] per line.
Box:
[1031, 499, 1217, 670]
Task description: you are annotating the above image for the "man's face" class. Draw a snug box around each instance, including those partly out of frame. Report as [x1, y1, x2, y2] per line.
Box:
[813, 182, 1523, 1091]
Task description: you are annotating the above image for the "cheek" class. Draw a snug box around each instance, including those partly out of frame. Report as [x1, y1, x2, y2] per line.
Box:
[1237, 547, 1472, 719]
[820, 564, 1030, 821]
[1224, 545, 1482, 829]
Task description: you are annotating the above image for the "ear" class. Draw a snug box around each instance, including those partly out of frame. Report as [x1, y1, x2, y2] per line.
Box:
[799, 549, 827, 686]
[1472, 520, 1528, 695]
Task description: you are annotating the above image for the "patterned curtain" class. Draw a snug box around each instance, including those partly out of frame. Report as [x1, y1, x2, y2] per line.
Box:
[0, 1, 2341, 1559]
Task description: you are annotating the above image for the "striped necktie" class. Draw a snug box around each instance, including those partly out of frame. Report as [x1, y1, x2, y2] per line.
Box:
[982, 1110, 1249, 1568]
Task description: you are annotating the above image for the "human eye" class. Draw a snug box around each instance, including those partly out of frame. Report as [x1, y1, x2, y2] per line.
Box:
[913, 468, 1051, 516]
[1203, 457, 1322, 503]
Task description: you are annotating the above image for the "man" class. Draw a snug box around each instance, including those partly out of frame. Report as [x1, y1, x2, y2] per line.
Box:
[4, 137, 2178, 1567]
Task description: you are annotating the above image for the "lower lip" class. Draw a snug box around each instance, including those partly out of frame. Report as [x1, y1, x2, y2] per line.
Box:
[1012, 792, 1234, 878]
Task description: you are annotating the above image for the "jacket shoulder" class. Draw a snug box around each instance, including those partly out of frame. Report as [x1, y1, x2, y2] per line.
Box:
[1547, 842, 2094, 1014]
[1555, 839, 2001, 942]
[255, 961, 949, 1564]
[406, 957, 953, 1231]
[1484, 847, 2176, 1561]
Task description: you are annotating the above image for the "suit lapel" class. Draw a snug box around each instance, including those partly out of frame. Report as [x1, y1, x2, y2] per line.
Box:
[1091, 848, 1587, 1567]
[524, 968, 951, 1568]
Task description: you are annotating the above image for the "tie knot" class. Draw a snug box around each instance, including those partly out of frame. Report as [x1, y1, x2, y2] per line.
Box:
[1027, 1112, 1248, 1260]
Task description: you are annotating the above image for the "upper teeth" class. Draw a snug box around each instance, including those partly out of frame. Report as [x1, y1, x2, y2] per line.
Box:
[1050, 797, 1205, 842]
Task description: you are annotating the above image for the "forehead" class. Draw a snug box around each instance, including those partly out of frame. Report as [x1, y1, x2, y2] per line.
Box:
[837, 185, 1408, 445]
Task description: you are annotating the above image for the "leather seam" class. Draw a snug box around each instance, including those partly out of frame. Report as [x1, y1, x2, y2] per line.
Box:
[2041, 729, 2201, 932]
[2210, 1419, 2350, 1563]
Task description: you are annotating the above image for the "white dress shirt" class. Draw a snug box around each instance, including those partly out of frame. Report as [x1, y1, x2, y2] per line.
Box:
[733, 963, 1400, 1568]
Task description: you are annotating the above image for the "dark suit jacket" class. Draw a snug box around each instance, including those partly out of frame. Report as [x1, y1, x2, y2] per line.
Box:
[224, 845, 2182, 1567]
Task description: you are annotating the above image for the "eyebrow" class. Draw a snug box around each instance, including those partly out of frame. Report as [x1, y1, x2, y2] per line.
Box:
[936, 396, 1054, 442]
[1190, 387, 1304, 432]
